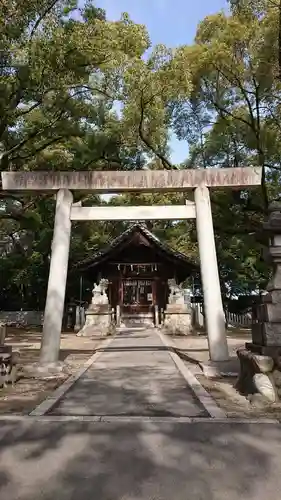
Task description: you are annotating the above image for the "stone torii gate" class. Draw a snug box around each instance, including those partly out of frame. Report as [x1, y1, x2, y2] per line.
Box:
[1, 167, 262, 369]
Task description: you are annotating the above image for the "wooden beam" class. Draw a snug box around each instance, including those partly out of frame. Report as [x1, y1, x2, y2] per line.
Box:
[1, 167, 262, 193]
[70, 204, 196, 221]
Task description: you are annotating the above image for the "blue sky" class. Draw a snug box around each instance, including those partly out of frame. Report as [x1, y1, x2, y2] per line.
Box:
[93, 1, 229, 164]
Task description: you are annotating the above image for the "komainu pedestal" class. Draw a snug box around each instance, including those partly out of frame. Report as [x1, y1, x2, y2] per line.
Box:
[77, 280, 112, 337]
[163, 280, 193, 335]
[237, 203, 281, 403]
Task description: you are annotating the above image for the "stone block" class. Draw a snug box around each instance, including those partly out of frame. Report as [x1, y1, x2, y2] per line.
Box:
[272, 369, 281, 389]
[266, 272, 281, 291]
[165, 304, 190, 314]
[163, 310, 193, 336]
[236, 345, 281, 404]
[275, 357, 281, 370]
[236, 348, 257, 395]
[77, 308, 111, 337]
[201, 362, 221, 379]
[263, 323, 281, 345]
[252, 322, 281, 346]
[253, 373, 277, 402]
[90, 304, 111, 314]
[252, 354, 274, 373]
[266, 290, 281, 305]
[257, 302, 281, 323]
[251, 323, 264, 345]
[237, 348, 273, 372]
[246, 342, 281, 358]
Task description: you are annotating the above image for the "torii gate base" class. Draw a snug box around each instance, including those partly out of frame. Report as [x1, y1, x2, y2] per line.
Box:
[1, 167, 262, 372]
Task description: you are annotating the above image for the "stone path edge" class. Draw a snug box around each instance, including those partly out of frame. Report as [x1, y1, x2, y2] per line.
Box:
[0, 415, 279, 424]
[29, 335, 115, 417]
[25, 328, 280, 424]
[157, 330, 227, 419]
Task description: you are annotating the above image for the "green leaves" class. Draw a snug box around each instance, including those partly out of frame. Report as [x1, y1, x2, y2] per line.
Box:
[121, 45, 193, 168]
[0, 1, 150, 172]
[0, 1, 157, 308]
[1, 0, 280, 308]
[164, 2, 281, 295]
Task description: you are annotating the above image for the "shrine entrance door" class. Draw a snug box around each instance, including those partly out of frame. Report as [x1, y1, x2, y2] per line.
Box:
[121, 279, 154, 317]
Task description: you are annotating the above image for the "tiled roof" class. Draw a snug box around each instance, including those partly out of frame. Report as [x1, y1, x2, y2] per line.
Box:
[75, 223, 197, 272]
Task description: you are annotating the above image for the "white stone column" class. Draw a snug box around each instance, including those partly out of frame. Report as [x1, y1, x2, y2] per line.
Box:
[193, 186, 229, 361]
[154, 305, 159, 328]
[74, 306, 81, 332]
[116, 304, 121, 327]
[40, 189, 73, 364]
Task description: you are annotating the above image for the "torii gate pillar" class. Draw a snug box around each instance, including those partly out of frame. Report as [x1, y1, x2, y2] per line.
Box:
[194, 185, 229, 361]
[40, 189, 73, 364]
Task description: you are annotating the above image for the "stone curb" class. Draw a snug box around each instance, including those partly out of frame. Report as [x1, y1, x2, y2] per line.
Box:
[29, 336, 115, 416]
[0, 415, 279, 424]
[157, 330, 227, 419]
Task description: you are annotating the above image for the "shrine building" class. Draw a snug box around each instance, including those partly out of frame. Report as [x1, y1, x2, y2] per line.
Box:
[77, 223, 197, 327]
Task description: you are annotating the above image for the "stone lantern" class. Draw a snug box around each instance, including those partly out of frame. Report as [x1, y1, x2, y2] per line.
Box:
[237, 203, 281, 402]
[249, 202, 281, 355]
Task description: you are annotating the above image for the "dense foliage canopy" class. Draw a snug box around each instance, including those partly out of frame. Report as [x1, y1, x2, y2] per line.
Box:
[1, 0, 280, 310]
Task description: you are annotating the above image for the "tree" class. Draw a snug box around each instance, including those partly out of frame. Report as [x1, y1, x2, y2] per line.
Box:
[121, 44, 193, 168]
[0, 1, 153, 309]
[163, 3, 281, 295]
[2, 1, 279, 310]
[0, 1, 150, 170]
[171, 5, 281, 206]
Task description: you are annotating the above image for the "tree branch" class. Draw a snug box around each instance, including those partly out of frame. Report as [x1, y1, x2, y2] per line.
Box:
[2, 109, 67, 160]
[10, 136, 65, 162]
[29, 1, 60, 40]
[138, 92, 175, 170]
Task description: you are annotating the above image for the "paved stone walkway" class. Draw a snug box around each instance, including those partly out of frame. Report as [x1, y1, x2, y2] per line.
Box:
[1, 419, 281, 499]
[1, 329, 281, 499]
[50, 328, 208, 417]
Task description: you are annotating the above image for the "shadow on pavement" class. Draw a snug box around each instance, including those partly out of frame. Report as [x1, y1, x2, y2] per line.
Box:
[0, 414, 281, 499]
[0, 327, 280, 499]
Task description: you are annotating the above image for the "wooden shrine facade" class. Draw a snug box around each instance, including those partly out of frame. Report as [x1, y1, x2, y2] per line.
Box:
[77, 224, 197, 325]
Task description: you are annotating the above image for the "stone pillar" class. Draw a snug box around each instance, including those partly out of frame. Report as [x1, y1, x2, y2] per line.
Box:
[116, 304, 121, 327]
[81, 306, 86, 327]
[0, 323, 6, 346]
[194, 303, 205, 329]
[74, 306, 81, 332]
[154, 305, 159, 328]
[194, 187, 229, 361]
[40, 189, 73, 364]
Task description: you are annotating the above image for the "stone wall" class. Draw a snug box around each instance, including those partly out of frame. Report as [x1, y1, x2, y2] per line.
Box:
[0, 311, 43, 327]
